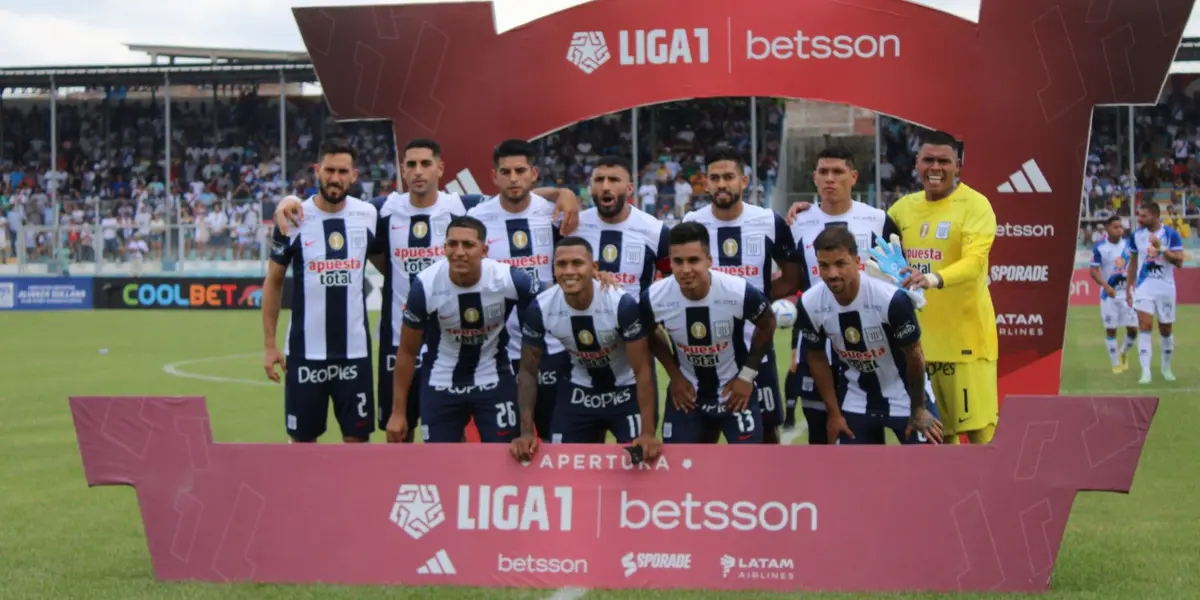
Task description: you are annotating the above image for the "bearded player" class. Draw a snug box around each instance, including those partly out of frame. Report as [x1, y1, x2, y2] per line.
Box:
[683, 147, 801, 444]
[1089, 215, 1138, 373]
[1126, 202, 1185, 384]
[273, 138, 581, 442]
[510, 237, 661, 462]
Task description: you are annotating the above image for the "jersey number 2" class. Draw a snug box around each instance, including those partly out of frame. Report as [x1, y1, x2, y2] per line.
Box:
[356, 393, 368, 419]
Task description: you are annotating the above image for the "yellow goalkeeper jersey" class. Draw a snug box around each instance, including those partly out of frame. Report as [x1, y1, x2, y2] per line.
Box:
[887, 184, 999, 363]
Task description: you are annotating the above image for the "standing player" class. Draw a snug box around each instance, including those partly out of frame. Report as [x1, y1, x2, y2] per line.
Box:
[272, 138, 581, 442]
[468, 139, 570, 442]
[574, 155, 671, 294]
[1126, 202, 1185, 384]
[795, 227, 942, 445]
[510, 238, 662, 460]
[385, 215, 541, 443]
[787, 146, 903, 442]
[262, 138, 378, 443]
[791, 132, 998, 444]
[684, 147, 801, 444]
[643, 222, 777, 444]
[1089, 215, 1138, 373]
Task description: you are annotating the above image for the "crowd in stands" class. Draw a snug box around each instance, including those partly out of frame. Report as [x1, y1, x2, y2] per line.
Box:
[3, 79, 1200, 267]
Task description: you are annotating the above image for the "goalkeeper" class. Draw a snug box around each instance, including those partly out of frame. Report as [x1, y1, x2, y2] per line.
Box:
[787, 132, 999, 444]
[878, 132, 998, 444]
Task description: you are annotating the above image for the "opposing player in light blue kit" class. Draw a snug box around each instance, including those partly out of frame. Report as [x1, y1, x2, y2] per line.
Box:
[1089, 215, 1138, 373]
[510, 237, 661, 461]
[1126, 202, 1185, 384]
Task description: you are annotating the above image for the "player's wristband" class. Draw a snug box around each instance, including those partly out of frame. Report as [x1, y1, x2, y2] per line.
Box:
[737, 366, 758, 382]
[924, 273, 943, 289]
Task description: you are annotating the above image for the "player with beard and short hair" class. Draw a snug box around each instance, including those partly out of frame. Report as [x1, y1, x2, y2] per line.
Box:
[682, 147, 801, 444]
[386, 214, 542, 443]
[468, 139, 574, 444]
[643, 222, 777, 444]
[795, 227, 942, 445]
[272, 138, 582, 442]
[574, 156, 672, 295]
[262, 138, 378, 443]
[1090, 215, 1138, 373]
[509, 237, 662, 461]
[1126, 202, 1185, 384]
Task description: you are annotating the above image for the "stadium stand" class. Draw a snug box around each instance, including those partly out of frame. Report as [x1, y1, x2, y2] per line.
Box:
[1, 44, 1197, 274]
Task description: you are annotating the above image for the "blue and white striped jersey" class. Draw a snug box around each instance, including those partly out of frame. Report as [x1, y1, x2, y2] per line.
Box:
[1090, 236, 1133, 300]
[1130, 225, 1185, 293]
[574, 206, 669, 296]
[403, 258, 541, 390]
[372, 191, 468, 348]
[270, 196, 377, 361]
[795, 275, 932, 418]
[641, 270, 770, 402]
[521, 282, 648, 389]
[467, 193, 564, 360]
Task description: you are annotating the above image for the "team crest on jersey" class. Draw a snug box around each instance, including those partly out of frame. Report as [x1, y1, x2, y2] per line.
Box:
[746, 238, 763, 257]
[936, 222, 951, 239]
[328, 231, 345, 251]
[534, 226, 553, 247]
[598, 330, 617, 345]
[434, 220, 448, 237]
[844, 327, 861, 344]
[865, 327, 884, 343]
[690, 322, 708, 339]
[464, 308, 481, 323]
[714, 320, 732, 338]
[512, 231, 529, 249]
[349, 230, 367, 249]
[722, 239, 739, 258]
[919, 223, 930, 238]
[578, 330, 595, 345]
[412, 221, 429, 239]
[602, 244, 620, 263]
[625, 244, 644, 265]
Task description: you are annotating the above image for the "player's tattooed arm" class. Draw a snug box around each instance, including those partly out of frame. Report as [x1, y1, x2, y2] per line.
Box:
[804, 349, 840, 414]
[899, 341, 927, 412]
[769, 215, 802, 300]
[517, 343, 544, 437]
[533, 186, 581, 235]
[743, 287, 777, 368]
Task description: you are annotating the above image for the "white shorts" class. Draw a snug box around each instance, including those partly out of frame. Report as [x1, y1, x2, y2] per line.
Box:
[1132, 292, 1177, 324]
[1101, 296, 1138, 329]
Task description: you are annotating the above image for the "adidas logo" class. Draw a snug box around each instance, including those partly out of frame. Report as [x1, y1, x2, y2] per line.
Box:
[417, 549, 456, 575]
[996, 159, 1052, 194]
[443, 169, 483, 196]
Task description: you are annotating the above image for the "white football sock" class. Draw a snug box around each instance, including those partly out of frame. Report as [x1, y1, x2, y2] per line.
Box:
[1105, 336, 1120, 367]
[1138, 331, 1153, 373]
[1160, 334, 1174, 371]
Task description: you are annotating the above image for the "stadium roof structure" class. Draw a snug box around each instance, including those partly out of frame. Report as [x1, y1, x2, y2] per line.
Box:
[0, 44, 317, 89]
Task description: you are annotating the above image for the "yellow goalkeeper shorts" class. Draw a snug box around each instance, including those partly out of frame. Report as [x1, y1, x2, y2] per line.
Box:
[927, 360, 998, 440]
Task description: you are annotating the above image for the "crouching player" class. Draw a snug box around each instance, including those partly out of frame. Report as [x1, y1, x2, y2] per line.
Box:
[385, 215, 541, 443]
[509, 238, 662, 461]
[643, 222, 777, 444]
[795, 228, 942, 445]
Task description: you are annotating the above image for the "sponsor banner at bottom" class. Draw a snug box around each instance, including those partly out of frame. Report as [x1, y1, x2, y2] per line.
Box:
[0, 277, 93, 310]
[70, 395, 1153, 594]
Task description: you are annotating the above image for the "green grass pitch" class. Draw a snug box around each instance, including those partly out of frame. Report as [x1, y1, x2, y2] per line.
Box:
[1, 306, 1197, 599]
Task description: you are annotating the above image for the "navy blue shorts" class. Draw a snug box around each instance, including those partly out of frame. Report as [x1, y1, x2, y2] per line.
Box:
[284, 356, 375, 441]
[838, 411, 922, 445]
[512, 351, 570, 441]
[550, 383, 642, 443]
[419, 376, 519, 443]
[377, 345, 422, 435]
[663, 391, 763, 444]
[755, 351, 783, 430]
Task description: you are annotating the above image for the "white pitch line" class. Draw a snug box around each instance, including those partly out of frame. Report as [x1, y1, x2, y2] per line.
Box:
[162, 353, 275, 387]
[781, 419, 809, 445]
[546, 587, 588, 600]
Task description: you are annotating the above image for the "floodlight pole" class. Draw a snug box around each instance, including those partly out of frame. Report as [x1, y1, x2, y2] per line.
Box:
[630, 108, 638, 193]
[49, 75, 61, 273]
[279, 70, 287, 191]
[874, 112, 883, 207]
[1128, 106, 1136, 220]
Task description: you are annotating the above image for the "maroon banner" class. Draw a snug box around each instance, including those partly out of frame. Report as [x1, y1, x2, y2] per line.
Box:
[70, 395, 1156, 593]
[1070, 267, 1200, 306]
[292, 0, 1190, 402]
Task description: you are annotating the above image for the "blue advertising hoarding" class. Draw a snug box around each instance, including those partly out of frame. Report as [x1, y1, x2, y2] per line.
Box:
[0, 277, 94, 311]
